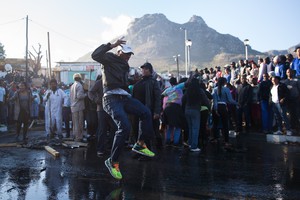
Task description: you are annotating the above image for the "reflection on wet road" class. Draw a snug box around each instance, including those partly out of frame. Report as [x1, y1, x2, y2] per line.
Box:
[0, 133, 299, 199]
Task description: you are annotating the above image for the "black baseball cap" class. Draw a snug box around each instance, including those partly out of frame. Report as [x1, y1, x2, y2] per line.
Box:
[294, 45, 300, 52]
[140, 62, 153, 73]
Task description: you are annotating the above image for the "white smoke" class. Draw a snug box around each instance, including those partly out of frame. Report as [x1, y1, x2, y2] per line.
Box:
[100, 15, 133, 41]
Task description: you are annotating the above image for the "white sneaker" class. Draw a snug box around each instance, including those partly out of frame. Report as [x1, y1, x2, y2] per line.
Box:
[286, 130, 293, 136]
[190, 148, 201, 152]
[273, 130, 283, 135]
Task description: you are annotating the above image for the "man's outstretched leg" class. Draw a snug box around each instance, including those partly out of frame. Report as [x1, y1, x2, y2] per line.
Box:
[124, 97, 155, 157]
[103, 95, 132, 180]
[103, 95, 155, 179]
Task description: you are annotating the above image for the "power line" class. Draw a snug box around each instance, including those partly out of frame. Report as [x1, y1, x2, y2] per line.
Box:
[29, 19, 93, 48]
[0, 18, 25, 26]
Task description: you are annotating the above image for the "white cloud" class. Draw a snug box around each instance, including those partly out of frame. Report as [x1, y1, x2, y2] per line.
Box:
[100, 15, 133, 41]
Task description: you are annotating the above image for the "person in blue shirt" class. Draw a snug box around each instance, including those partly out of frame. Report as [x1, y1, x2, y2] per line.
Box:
[274, 55, 287, 80]
[29, 87, 41, 128]
[211, 77, 237, 146]
[62, 84, 71, 138]
[223, 67, 231, 83]
[291, 45, 300, 78]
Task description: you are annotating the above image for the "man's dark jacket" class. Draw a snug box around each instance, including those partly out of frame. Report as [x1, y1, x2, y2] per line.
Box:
[238, 83, 252, 107]
[258, 80, 272, 101]
[91, 43, 130, 93]
[132, 76, 161, 115]
[88, 78, 104, 111]
[270, 82, 290, 106]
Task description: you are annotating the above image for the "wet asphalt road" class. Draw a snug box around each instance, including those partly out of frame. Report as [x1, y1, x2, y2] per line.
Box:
[0, 130, 299, 200]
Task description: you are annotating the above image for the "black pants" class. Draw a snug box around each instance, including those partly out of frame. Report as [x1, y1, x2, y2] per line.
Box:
[132, 113, 161, 149]
[145, 117, 161, 149]
[96, 110, 116, 152]
[16, 108, 30, 140]
[0, 102, 7, 125]
[287, 99, 299, 130]
[86, 110, 98, 136]
[212, 104, 229, 143]
[199, 109, 209, 146]
[62, 107, 71, 136]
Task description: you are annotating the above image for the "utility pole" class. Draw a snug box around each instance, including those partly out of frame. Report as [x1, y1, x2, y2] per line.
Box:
[25, 15, 28, 83]
[46, 50, 49, 78]
[47, 32, 52, 78]
[184, 29, 187, 77]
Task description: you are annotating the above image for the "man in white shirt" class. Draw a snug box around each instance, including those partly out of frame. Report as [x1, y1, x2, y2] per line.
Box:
[270, 76, 292, 135]
[43, 79, 67, 139]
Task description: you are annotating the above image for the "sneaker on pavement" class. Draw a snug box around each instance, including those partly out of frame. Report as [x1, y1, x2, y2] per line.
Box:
[28, 120, 35, 129]
[105, 158, 122, 180]
[182, 141, 189, 147]
[132, 143, 155, 157]
[273, 130, 283, 135]
[190, 148, 201, 152]
[286, 130, 293, 136]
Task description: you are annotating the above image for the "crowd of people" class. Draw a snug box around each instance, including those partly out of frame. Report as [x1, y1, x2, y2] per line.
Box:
[0, 38, 299, 180]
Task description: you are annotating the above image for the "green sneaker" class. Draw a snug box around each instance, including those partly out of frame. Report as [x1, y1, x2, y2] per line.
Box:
[132, 143, 155, 157]
[105, 158, 122, 180]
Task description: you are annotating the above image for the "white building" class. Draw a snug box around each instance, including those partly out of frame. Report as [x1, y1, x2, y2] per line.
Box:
[53, 62, 101, 85]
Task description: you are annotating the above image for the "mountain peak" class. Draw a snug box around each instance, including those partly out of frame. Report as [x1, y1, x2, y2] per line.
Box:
[141, 13, 168, 21]
[188, 15, 206, 26]
[79, 13, 263, 71]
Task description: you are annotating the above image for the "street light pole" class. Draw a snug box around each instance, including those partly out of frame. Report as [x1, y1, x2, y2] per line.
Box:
[25, 15, 28, 83]
[173, 54, 180, 82]
[186, 39, 192, 74]
[180, 27, 188, 77]
[244, 39, 249, 60]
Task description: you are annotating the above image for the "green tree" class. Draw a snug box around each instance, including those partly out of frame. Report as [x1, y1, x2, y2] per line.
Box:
[0, 42, 5, 59]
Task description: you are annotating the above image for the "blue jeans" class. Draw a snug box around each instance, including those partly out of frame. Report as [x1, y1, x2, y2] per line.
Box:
[212, 104, 229, 142]
[103, 94, 153, 162]
[260, 100, 273, 131]
[185, 108, 200, 149]
[261, 100, 272, 132]
[165, 126, 181, 145]
[272, 103, 290, 131]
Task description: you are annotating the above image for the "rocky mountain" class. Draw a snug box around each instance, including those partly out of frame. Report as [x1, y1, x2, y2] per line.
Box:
[265, 44, 300, 57]
[78, 13, 294, 73]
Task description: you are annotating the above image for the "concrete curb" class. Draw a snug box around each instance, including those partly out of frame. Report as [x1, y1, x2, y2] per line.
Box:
[266, 134, 300, 143]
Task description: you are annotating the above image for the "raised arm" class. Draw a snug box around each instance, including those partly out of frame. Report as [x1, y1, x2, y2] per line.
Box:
[91, 38, 126, 63]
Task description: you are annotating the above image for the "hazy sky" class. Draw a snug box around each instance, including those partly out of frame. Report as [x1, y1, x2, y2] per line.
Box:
[0, 0, 299, 66]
